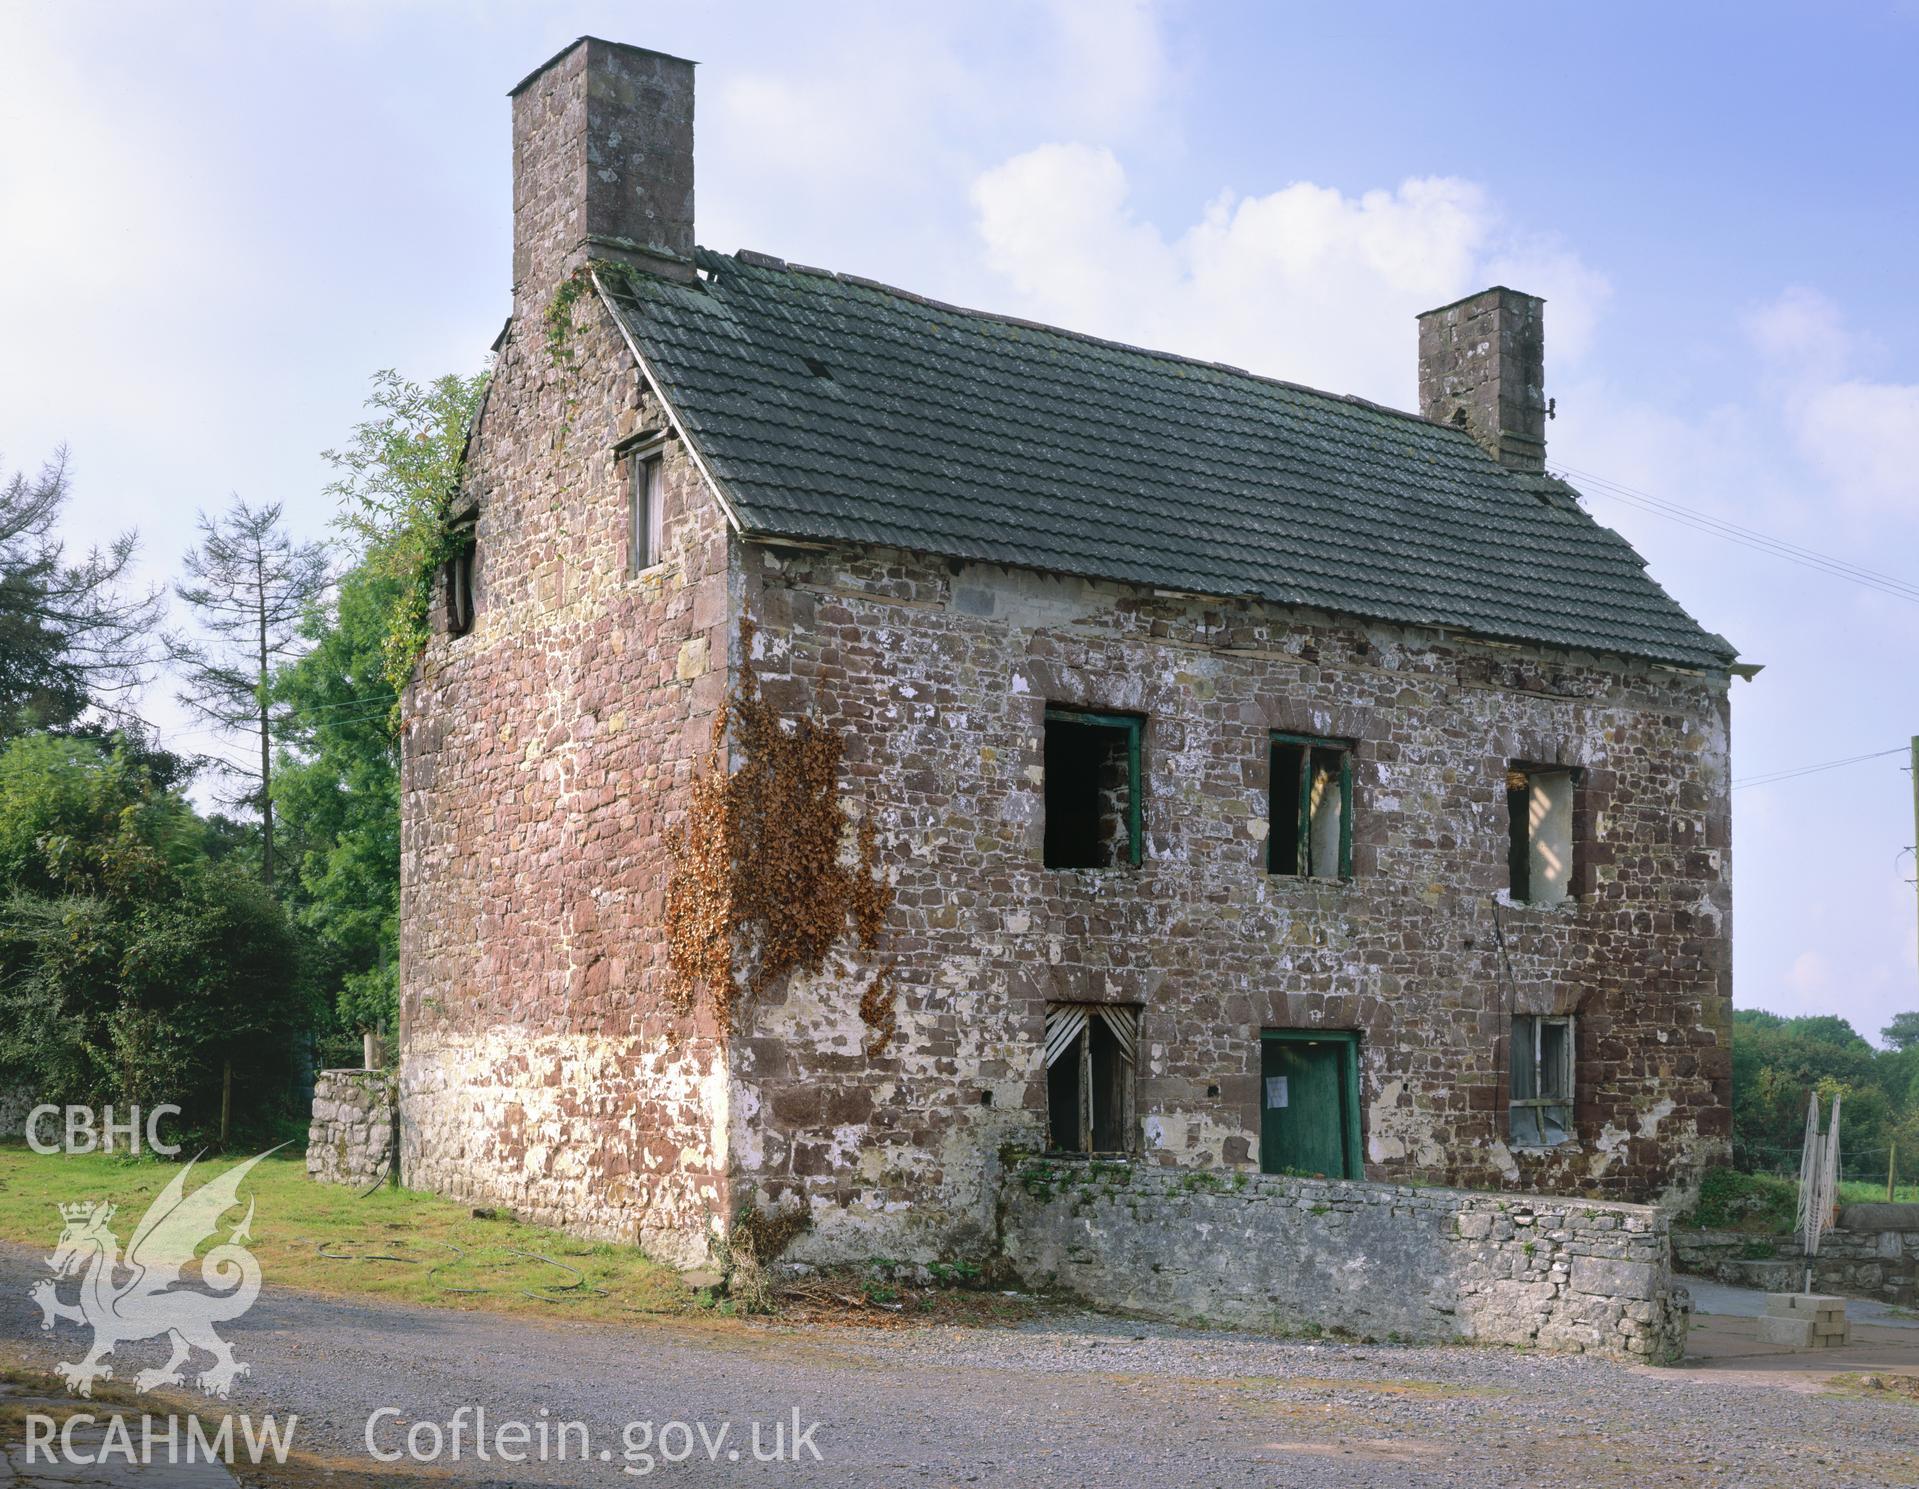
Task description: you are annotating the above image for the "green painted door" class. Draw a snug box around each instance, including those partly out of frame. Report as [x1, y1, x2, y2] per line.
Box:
[1260, 1034, 1358, 1178]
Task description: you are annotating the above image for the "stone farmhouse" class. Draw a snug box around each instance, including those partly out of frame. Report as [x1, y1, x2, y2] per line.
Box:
[399, 36, 1743, 1270]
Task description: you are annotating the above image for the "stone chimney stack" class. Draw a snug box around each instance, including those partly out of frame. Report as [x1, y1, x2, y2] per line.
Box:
[1416, 288, 1546, 472]
[509, 37, 696, 312]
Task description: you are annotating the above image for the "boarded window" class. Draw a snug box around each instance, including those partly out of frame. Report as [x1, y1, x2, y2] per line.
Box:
[1269, 735, 1352, 878]
[1507, 765, 1574, 904]
[1510, 1015, 1574, 1147]
[1043, 709, 1142, 869]
[1044, 1003, 1138, 1153]
[630, 451, 665, 573]
[444, 516, 476, 637]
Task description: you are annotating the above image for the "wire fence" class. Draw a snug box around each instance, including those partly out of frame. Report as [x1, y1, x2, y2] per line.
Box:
[1733, 1139, 1917, 1190]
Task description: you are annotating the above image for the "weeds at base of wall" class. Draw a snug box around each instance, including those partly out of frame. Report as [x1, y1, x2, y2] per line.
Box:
[712, 1202, 812, 1315]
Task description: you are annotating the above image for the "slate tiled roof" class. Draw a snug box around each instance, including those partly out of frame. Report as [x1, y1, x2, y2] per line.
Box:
[599, 248, 1735, 670]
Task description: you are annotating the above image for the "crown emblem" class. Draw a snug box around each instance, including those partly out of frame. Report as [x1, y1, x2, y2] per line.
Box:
[58, 1201, 108, 1224]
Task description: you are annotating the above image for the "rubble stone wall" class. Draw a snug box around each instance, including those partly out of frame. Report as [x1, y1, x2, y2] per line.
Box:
[398, 287, 735, 1267]
[1002, 1158, 1688, 1361]
[1675, 1225, 1919, 1306]
[307, 1070, 395, 1188]
[732, 541, 1733, 1263]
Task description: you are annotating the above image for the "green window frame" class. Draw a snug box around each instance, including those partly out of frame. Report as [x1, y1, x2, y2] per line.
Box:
[1268, 732, 1353, 879]
[1043, 708, 1143, 868]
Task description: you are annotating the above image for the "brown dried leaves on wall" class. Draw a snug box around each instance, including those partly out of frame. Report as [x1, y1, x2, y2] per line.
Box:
[665, 619, 894, 1038]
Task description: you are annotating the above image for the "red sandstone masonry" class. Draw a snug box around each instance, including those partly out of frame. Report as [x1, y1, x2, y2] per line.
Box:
[730, 545, 1732, 1263]
[399, 289, 1732, 1270]
[399, 288, 736, 1266]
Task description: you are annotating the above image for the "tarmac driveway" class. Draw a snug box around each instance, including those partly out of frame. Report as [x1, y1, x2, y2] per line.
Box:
[3, 1245, 1918, 1488]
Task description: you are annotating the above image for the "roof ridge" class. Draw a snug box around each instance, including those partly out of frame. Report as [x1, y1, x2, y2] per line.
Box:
[700, 246, 1472, 443]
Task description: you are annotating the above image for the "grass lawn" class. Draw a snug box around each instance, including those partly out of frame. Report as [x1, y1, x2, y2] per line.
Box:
[0, 1143, 691, 1324]
[1837, 1179, 1919, 1205]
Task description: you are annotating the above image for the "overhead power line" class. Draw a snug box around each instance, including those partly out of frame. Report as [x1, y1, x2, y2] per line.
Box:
[1555, 464, 1919, 607]
[1732, 746, 1908, 791]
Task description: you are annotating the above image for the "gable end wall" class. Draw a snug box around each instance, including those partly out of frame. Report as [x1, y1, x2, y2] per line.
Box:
[398, 292, 734, 1266]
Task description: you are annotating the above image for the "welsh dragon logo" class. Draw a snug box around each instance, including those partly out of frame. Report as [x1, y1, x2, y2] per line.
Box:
[30, 1149, 276, 1398]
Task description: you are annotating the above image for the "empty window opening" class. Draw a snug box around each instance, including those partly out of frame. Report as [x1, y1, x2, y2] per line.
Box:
[630, 451, 665, 574]
[444, 517, 476, 637]
[1044, 1003, 1138, 1154]
[1043, 709, 1141, 869]
[1269, 735, 1352, 878]
[1510, 1015, 1574, 1148]
[1507, 765, 1575, 904]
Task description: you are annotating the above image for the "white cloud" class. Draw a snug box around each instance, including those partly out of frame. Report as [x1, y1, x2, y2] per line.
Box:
[1745, 286, 1853, 383]
[971, 144, 1178, 327]
[1044, 0, 1172, 137]
[1791, 378, 1919, 517]
[1741, 288, 1919, 519]
[700, 1, 1177, 279]
[1786, 950, 1834, 998]
[969, 146, 1606, 407]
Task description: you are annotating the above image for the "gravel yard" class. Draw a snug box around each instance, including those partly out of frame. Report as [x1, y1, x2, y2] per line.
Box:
[3, 1245, 1916, 1488]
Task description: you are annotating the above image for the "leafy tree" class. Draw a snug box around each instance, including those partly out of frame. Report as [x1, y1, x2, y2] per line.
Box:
[325, 369, 488, 695]
[1731, 1009, 1911, 1182]
[272, 559, 402, 1045]
[166, 498, 329, 886]
[0, 448, 162, 735]
[0, 732, 312, 1144]
[1883, 1011, 1919, 1052]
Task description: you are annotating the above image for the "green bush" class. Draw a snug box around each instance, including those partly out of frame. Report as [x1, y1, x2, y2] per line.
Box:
[0, 733, 314, 1146]
[1683, 1166, 1798, 1234]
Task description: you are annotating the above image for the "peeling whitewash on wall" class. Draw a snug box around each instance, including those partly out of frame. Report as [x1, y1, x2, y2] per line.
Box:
[728, 542, 1731, 1263]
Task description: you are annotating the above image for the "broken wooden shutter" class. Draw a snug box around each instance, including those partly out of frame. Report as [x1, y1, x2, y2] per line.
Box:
[1509, 1015, 1574, 1147]
[1043, 1004, 1089, 1069]
[1510, 1016, 1541, 1147]
[1093, 1004, 1137, 1063]
[1043, 1003, 1138, 1154]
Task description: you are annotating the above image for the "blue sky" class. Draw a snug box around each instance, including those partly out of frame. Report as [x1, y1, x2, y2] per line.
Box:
[3, 1, 1915, 1039]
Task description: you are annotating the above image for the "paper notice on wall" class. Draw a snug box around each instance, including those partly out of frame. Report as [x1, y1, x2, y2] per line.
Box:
[1265, 1076, 1288, 1108]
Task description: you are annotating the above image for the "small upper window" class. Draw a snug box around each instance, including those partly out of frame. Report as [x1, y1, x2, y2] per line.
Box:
[1042, 709, 1142, 869]
[1510, 1015, 1574, 1147]
[1269, 734, 1351, 878]
[630, 452, 665, 574]
[444, 516, 476, 637]
[1507, 765, 1576, 904]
